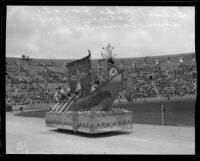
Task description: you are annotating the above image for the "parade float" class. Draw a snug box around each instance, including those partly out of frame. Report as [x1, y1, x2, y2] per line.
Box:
[45, 44, 134, 133]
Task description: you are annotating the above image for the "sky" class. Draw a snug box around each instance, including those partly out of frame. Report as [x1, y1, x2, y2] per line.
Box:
[6, 6, 195, 59]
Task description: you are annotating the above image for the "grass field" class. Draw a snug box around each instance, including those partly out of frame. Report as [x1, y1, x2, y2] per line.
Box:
[14, 99, 195, 126]
[11, 103, 53, 111]
[15, 109, 51, 118]
[112, 99, 195, 126]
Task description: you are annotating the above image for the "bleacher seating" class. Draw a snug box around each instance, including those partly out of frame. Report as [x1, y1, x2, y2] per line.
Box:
[6, 54, 197, 106]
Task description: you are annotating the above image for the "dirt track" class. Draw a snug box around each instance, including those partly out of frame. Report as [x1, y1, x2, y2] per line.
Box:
[6, 112, 195, 154]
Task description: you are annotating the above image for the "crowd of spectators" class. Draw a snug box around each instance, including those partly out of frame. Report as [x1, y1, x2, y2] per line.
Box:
[6, 88, 27, 106]
[6, 86, 63, 106]
[6, 62, 197, 106]
[6, 67, 67, 84]
[121, 63, 196, 101]
[37, 70, 67, 83]
[154, 64, 196, 98]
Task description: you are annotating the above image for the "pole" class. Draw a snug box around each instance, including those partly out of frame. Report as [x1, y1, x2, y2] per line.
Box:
[161, 104, 165, 125]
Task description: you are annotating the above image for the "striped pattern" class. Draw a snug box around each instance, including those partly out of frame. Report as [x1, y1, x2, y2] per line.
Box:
[51, 94, 76, 113]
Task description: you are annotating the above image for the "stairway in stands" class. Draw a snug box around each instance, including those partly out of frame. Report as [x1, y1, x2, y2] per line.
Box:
[151, 80, 161, 98]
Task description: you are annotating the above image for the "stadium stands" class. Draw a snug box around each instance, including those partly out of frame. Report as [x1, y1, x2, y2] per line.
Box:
[6, 53, 196, 106]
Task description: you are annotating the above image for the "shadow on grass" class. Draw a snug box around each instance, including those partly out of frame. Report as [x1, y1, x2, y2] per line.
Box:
[50, 129, 132, 138]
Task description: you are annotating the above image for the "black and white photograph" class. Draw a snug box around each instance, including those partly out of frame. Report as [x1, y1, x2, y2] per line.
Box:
[5, 5, 195, 154]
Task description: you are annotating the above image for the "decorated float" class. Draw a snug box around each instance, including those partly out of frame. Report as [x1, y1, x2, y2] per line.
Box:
[45, 44, 133, 133]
